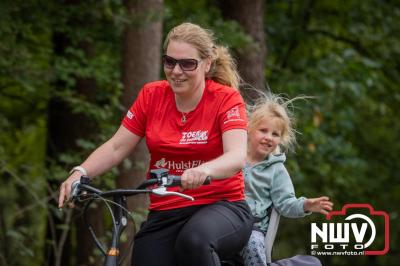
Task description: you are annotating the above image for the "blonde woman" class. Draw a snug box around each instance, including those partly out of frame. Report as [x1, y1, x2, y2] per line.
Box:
[59, 22, 253, 266]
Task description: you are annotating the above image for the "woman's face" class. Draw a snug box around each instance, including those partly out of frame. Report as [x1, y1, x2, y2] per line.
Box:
[248, 117, 283, 160]
[164, 40, 211, 97]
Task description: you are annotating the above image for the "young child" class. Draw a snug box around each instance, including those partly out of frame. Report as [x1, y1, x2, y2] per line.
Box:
[241, 94, 333, 266]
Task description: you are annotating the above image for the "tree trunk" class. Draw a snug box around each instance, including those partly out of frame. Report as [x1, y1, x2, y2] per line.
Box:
[218, 0, 266, 104]
[118, 0, 163, 264]
[120, 0, 163, 204]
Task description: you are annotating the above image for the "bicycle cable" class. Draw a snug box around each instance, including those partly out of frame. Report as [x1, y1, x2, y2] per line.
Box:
[80, 193, 139, 264]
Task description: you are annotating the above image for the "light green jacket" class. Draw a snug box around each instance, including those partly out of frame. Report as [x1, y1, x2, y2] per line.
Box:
[244, 153, 310, 232]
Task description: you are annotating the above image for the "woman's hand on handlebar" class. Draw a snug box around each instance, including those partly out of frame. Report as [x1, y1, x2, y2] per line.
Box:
[181, 167, 211, 190]
[58, 171, 82, 208]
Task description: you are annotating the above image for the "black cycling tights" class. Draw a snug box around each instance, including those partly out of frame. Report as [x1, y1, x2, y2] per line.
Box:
[131, 200, 253, 266]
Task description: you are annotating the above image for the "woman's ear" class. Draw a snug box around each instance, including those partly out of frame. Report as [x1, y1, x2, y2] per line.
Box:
[204, 57, 212, 73]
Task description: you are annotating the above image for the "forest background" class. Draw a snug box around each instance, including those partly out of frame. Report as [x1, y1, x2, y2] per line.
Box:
[0, 0, 399, 265]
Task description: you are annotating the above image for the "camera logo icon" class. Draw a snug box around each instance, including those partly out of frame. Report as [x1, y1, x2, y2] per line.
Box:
[310, 203, 389, 256]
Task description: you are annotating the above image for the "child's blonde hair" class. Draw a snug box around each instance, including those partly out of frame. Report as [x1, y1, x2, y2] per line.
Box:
[248, 92, 309, 152]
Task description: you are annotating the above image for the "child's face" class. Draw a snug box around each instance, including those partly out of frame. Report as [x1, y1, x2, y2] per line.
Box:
[248, 117, 283, 159]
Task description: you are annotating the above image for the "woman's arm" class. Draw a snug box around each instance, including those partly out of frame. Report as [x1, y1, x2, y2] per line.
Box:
[180, 129, 247, 190]
[58, 126, 141, 207]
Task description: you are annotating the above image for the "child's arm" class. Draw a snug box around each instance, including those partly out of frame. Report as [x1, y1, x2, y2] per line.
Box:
[270, 165, 333, 218]
[270, 165, 308, 217]
[303, 196, 333, 215]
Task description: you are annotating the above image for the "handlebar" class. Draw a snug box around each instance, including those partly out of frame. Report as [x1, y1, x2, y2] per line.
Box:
[69, 168, 211, 203]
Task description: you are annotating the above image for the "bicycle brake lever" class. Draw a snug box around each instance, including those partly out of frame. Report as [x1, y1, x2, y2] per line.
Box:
[152, 187, 194, 201]
[70, 180, 81, 200]
[60, 180, 81, 210]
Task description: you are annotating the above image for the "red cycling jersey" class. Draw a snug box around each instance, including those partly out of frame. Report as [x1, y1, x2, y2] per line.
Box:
[122, 79, 248, 210]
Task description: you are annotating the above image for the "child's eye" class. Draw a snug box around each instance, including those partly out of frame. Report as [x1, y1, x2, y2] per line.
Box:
[273, 132, 280, 137]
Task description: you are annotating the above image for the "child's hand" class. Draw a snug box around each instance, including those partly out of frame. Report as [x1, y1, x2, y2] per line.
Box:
[304, 196, 333, 215]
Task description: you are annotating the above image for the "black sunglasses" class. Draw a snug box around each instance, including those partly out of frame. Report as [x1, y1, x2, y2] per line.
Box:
[162, 55, 202, 71]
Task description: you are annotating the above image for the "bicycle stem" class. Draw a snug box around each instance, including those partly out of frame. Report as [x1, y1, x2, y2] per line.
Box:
[104, 195, 127, 266]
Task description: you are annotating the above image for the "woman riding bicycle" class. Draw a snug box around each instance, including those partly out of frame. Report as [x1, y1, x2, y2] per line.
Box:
[58, 22, 253, 266]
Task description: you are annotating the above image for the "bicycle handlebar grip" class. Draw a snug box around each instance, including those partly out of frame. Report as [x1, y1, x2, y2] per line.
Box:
[168, 175, 182, 187]
[168, 175, 212, 186]
[203, 176, 212, 185]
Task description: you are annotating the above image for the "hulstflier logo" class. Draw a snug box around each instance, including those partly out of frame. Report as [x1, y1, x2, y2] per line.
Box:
[154, 158, 205, 173]
[310, 204, 389, 256]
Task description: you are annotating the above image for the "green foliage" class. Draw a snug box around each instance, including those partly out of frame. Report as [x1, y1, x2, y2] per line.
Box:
[0, 0, 399, 265]
[0, 1, 52, 264]
[164, 0, 252, 49]
[0, 0, 124, 264]
[266, 0, 399, 264]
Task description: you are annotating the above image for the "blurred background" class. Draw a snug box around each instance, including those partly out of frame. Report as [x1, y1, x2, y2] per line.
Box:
[0, 0, 398, 265]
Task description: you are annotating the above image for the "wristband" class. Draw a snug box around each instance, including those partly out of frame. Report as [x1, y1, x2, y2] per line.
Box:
[69, 166, 88, 176]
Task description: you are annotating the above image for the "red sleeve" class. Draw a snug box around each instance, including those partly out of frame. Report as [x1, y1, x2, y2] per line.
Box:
[121, 87, 148, 137]
[218, 90, 248, 132]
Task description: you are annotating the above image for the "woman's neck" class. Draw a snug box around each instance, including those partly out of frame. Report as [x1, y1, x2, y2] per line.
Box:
[175, 83, 205, 113]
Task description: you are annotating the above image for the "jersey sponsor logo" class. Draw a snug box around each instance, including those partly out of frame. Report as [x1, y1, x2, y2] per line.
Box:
[126, 110, 134, 119]
[227, 106, 240, 119]
[154, 157, 205, 172]
[179, 130, 208, 145]
[224, 106, 244, 124]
